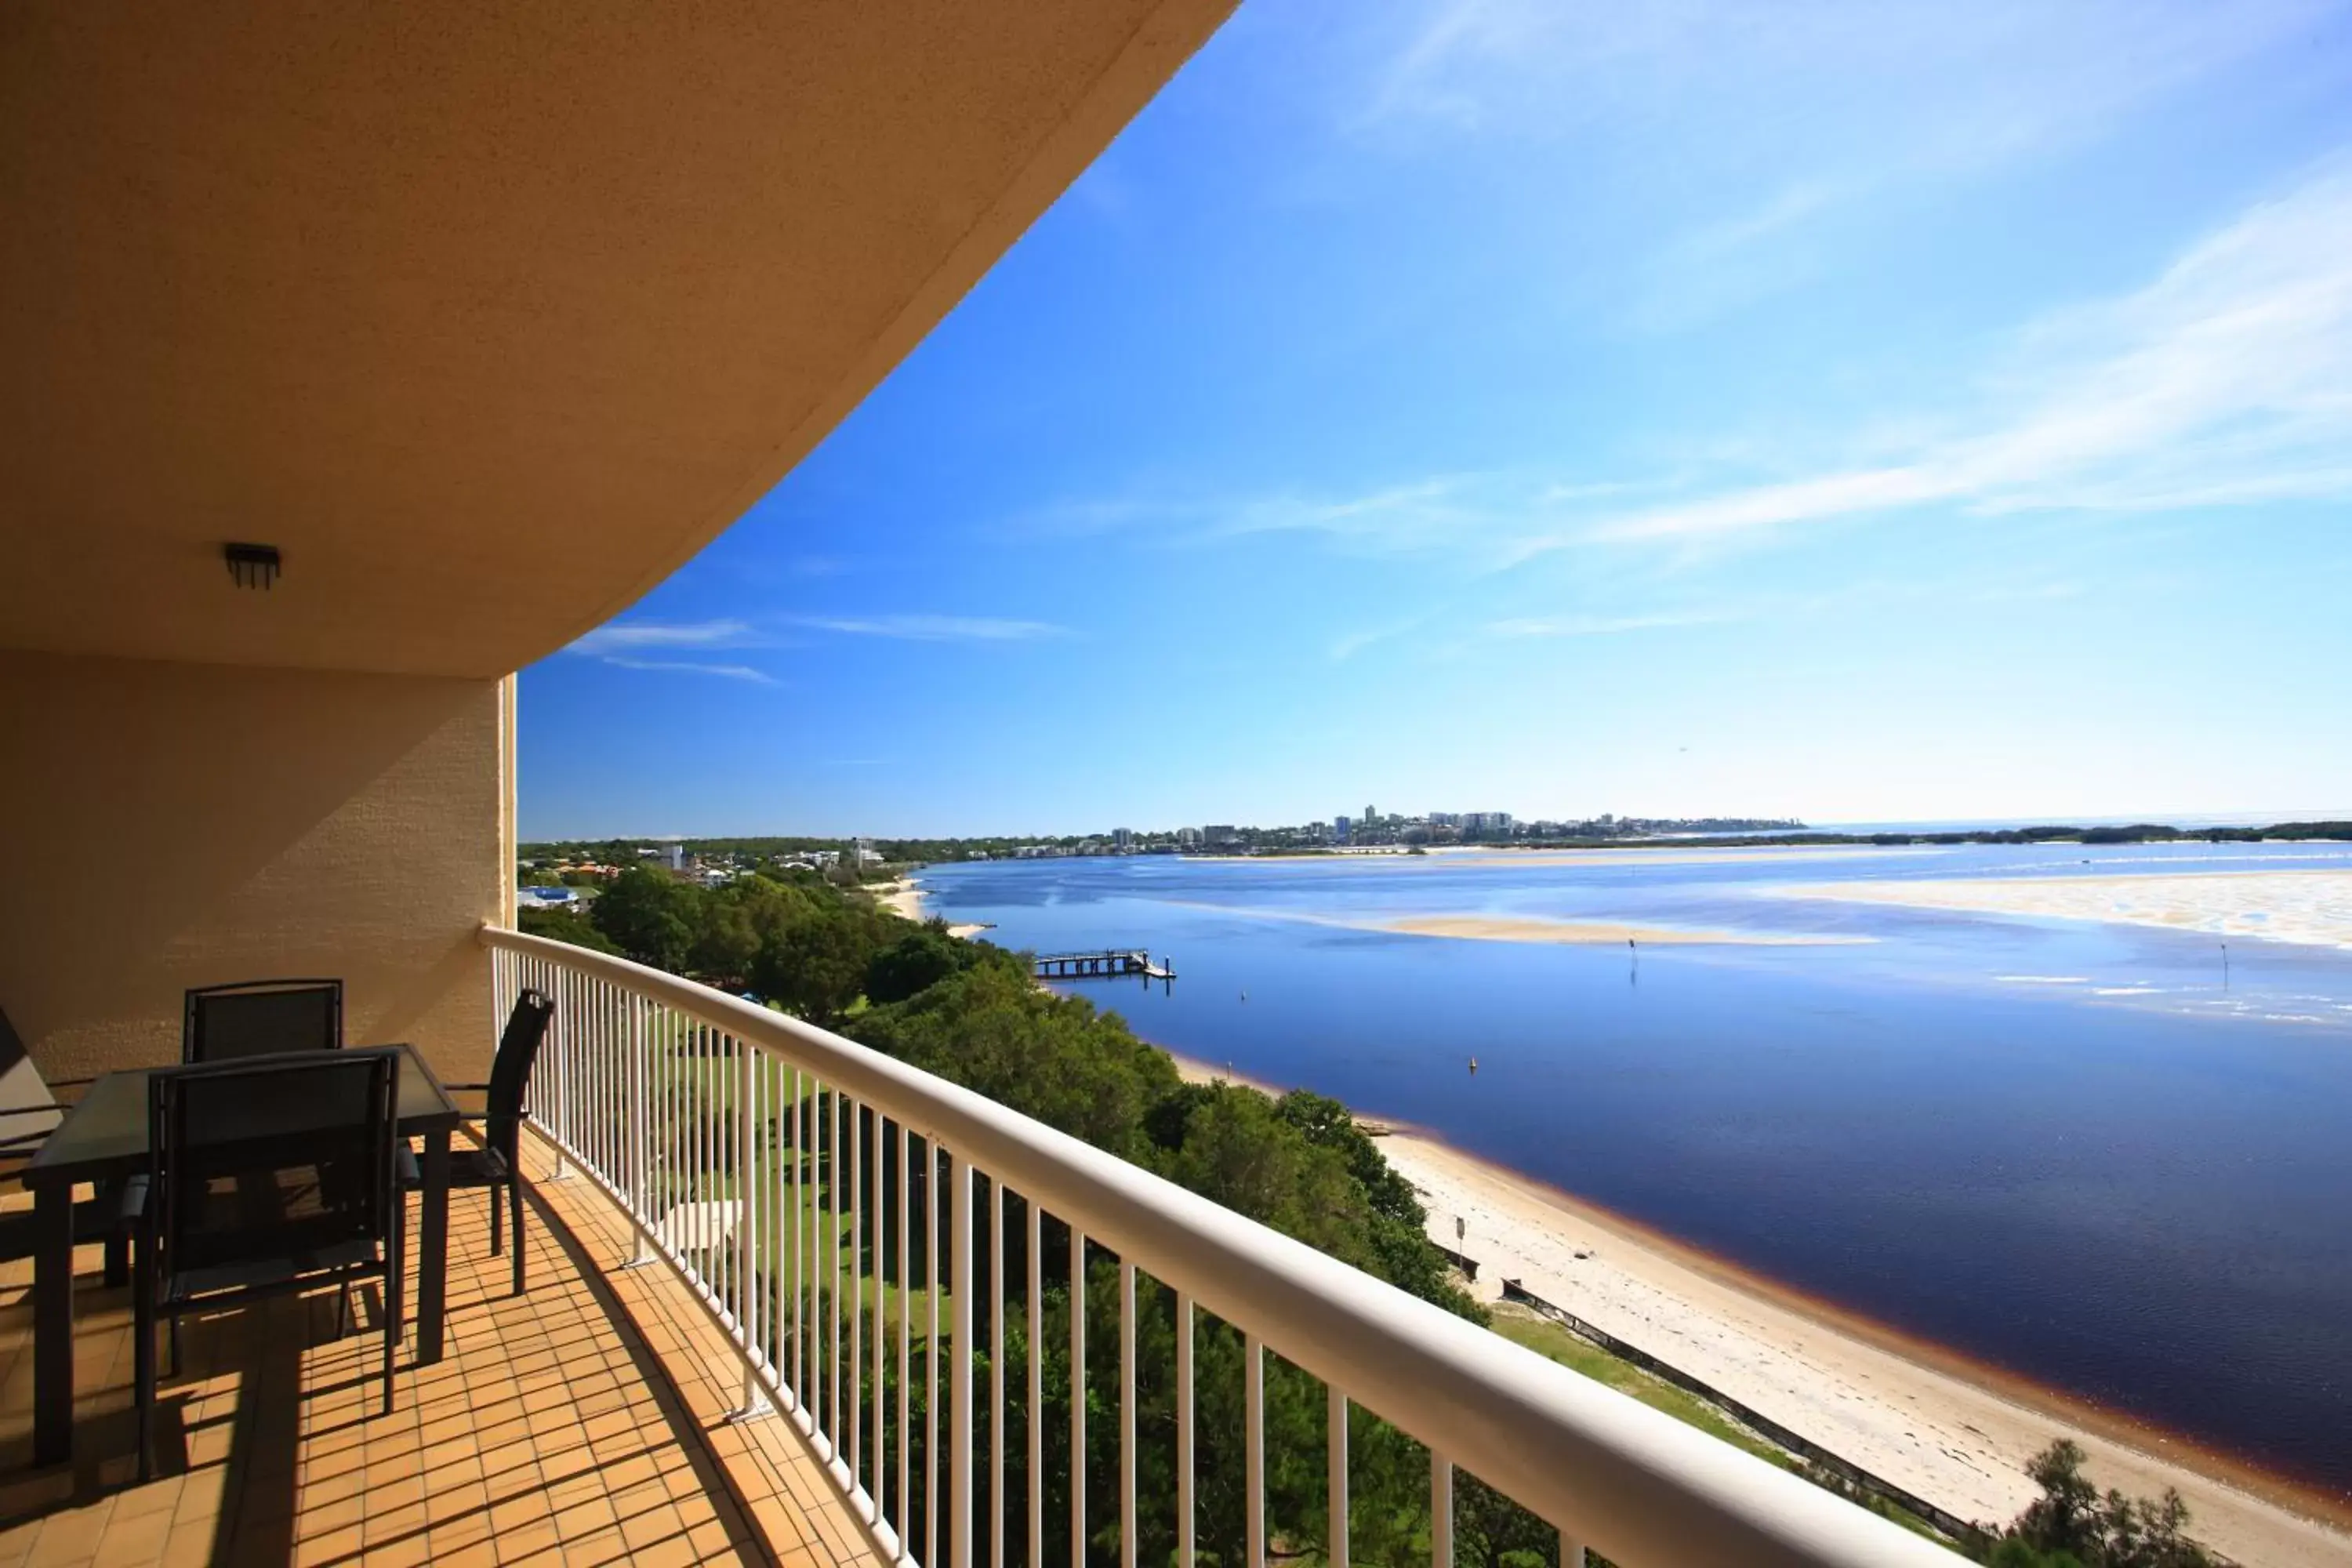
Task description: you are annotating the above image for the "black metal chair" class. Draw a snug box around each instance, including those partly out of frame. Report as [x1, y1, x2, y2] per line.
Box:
[182, 978, 343, 1064]
[134, 1048, 405, 1480]
[404, 989, 554, 1296]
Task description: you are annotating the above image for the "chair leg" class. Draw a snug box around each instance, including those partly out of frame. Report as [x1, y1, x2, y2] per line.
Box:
[510, 1178, 526, 1296]
[385, 1198, 405, 1416]
[337, 1276, 353, 1340]
[488, 1181, 503, 1255]
[166, 1315, 180, 1381]
[133, 1261, 155, 1483]
[382, 1276, 397, 1417]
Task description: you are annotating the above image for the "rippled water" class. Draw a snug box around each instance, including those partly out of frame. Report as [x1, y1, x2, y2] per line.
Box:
[919, 843, 2352, 1498]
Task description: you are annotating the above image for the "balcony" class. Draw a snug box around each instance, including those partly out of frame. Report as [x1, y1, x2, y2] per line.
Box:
[11, 932, 1961, 1566]
[0, 1123, 877, 1567]
[1, 7, 1964, 1564]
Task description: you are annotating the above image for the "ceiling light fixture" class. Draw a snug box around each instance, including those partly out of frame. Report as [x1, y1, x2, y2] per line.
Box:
[223, 542, 281, 590]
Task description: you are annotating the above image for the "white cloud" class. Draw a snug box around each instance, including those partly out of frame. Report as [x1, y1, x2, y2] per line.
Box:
[1367, 0, 2334, 159]
[1359, 0, 2345, 325]
[566, 618, 757, 654]
[1552, 161, 2352, 547]
[597, 657, 777, 684]
[782, 614, 1071, 642]
[1484, 611, 1727, 638]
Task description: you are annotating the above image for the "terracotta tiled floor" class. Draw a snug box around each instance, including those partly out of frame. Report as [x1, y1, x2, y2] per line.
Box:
[0, 1138, 873, 1566]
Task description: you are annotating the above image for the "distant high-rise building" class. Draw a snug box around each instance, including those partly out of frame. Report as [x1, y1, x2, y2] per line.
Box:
[663, 843, 684, 872]
[1112, 826, 1132, 848]
[1363, 803, 1377, 825]
[1176, 827, 1203, 846]
[1203, 824, 1238, 846]
[1334, 815, 1352, 843]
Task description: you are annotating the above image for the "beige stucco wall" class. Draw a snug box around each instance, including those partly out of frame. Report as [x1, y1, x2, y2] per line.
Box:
[0, 650, 508, 1087]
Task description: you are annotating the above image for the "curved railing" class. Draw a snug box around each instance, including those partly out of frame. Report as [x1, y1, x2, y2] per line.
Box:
[481, 924, 1958, 1568]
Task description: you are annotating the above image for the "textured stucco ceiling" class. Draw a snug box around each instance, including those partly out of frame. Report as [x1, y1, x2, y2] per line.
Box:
[0, 1, 1232, 677]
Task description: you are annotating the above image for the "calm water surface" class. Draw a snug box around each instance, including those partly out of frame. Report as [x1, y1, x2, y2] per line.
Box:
[917, 844, 2352, 1498]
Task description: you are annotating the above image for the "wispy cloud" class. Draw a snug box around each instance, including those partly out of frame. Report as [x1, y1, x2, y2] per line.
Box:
[1365, 1, 2336, 158]
[567, 619, 757, 654]
[1330, 607, 1451, 662]
[782, 614, 1071, 643]
[1537, 160, 2352, 550]
[1360, 0, 2343, 325]
[597, 657, 779, 684]
[1025, 474, 1684, 567]
[1484, 611, 1728, 638]
[563, 619, 781, 683]
[1035, 160, 2352, 574]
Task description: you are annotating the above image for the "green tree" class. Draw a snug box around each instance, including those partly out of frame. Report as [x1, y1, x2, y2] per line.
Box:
[1979, 1441, 2211, 1568]
[517, 905, 619, 956]
[851, 963, 1179, 1157]
[590, 865, 702, 970]
[688, 874, 811, 984]
[751, 906, 884, 1025]
[865, 924, 972, 1005]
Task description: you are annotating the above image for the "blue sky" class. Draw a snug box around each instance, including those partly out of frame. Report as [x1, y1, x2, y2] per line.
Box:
[523, 0, 2352, 839]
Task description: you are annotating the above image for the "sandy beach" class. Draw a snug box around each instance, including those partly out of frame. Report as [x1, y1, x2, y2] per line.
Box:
[1773, 869, 2352, 951]
[877, 876, 989, 938]
[1169, 1051, 2352, 1566]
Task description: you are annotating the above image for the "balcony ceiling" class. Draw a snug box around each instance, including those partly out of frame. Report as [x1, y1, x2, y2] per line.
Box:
[0, 1, 1230, 679]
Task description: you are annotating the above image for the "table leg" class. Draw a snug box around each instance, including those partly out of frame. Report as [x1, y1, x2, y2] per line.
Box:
[419, 1129, 451, 1363]
[31, 1179, 75, 1466]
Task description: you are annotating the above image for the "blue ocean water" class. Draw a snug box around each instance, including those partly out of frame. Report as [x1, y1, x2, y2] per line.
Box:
[918, 844, 2352, 1498]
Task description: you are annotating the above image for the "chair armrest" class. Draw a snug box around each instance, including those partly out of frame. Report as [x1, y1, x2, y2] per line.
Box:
[396, 1144, 421, 1187]
[445, 1082, 490, 1093]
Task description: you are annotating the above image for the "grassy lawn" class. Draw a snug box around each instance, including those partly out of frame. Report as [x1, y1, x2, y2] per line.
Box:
[1486, 1305, 1795, 1469]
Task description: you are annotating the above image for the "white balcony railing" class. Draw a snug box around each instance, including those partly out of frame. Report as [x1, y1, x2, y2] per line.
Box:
[481, 925, 1960, 1568]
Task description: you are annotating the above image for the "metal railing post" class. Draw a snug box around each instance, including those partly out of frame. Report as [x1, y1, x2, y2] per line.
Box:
[734, 1044, 771, 1420]
[625, 994, 656, 1268]
[950, 1151, 975, 1568]
[547, 960, 572, 1181]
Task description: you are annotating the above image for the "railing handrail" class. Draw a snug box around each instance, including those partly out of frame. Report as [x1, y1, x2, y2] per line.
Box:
[481, 923, 1960, 1566]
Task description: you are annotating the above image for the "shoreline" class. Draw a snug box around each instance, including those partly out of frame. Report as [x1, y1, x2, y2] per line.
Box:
[876, 874, 988, 938]
[1164, 1048, 2352, 1565]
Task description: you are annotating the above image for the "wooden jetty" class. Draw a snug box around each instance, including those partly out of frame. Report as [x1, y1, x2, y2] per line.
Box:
[1033, 949, 1176, 982]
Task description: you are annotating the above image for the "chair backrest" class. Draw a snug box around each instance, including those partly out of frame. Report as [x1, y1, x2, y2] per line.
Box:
[148, 1047, 400, 1284]
[484, 989, 556, 1164]
[183, 978, 343, 1064]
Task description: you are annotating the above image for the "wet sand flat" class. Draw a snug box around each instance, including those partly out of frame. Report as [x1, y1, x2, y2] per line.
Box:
[1773, 869, 2352, 949]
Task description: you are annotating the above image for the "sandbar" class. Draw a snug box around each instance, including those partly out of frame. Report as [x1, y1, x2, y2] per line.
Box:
[1772, 869, 2352, 950]
[1385, 913, 1867, 946]
[1165, 1053, 2352, 1565]
[1162, 900, 1864, 947]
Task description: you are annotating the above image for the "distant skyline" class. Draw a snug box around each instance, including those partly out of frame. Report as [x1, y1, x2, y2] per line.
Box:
[521, 0, 2352, 840]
